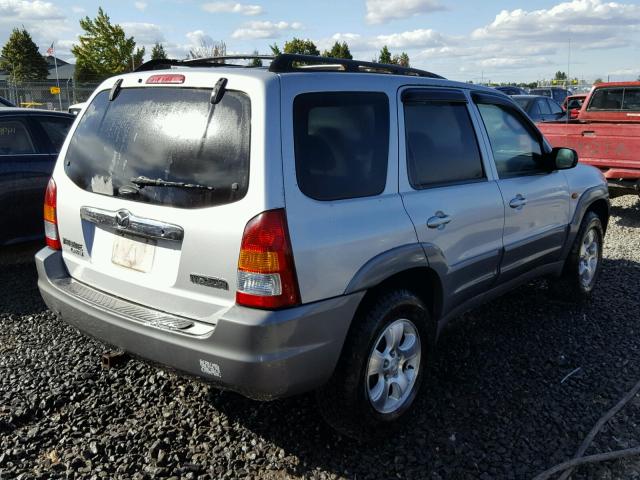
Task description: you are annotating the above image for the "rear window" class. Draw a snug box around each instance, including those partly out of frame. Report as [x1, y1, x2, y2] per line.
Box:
[293, 92, 389, 201]
[64, 87, 251, 208]
[38, 116, 73, 152]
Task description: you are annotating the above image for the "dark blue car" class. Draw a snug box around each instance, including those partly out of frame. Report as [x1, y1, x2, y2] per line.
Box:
[0, 108, 74, 245]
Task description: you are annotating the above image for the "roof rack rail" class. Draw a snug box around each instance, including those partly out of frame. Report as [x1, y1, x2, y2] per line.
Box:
[135, 55, 275, 72]
[268, 54, 444, 79]
[135, 54, 444, 79]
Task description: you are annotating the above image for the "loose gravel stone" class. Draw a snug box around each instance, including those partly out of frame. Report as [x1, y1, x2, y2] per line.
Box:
[0, 195, 639, 479]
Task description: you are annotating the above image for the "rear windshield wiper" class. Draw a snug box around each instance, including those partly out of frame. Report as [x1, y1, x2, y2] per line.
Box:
[130, 176, 215, 190]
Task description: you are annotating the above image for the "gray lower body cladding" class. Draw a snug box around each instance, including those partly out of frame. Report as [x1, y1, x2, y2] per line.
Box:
[36, 248, 363, 400]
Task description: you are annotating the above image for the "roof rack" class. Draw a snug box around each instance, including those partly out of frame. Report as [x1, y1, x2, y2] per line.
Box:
[135, 54, 444, 79]
[269, 54, 444, 78]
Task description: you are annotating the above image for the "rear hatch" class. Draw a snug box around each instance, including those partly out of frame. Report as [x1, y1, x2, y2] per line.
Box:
[53, 71, 279, 323]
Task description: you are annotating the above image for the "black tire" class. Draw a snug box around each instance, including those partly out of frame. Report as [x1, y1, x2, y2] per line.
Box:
[550, 211, 604, 301]
[316, 289, 429, 439]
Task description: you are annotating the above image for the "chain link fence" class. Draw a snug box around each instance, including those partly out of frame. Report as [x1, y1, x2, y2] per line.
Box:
[0, 80, 100, 111]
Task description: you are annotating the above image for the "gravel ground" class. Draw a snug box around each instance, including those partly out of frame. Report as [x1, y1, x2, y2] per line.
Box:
[1, 195, 640, 480]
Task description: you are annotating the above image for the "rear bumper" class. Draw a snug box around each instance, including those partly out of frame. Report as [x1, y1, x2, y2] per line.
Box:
[36, 247, 363, 400]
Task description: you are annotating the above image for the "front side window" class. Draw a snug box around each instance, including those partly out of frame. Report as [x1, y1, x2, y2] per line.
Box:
[0, 119, 35, 155]
[293, 92, 389, 201]
[404, 100, 484, 188]
[65, 87, 251, 209]
[477, 103, 544, 178]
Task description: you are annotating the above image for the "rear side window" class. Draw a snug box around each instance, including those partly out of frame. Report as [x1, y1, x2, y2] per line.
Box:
[404, 101, 484, 188]
[548, 99, 563, 114]
[293, 92, 389, 201]
[64, 87, 250, 209]
[538, 99, 551, 115]
[0, 119, 35, 155]
[38, 116, 73, 152]
[588, 88, 624, 110]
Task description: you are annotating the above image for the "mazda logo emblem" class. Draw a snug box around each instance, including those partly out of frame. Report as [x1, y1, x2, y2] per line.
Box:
[115, 209, 130, 228]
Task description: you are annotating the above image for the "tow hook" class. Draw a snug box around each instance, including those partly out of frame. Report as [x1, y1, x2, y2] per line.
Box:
[101, 349, 127, 369]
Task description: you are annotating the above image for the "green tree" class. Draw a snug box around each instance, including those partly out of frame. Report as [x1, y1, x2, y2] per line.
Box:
[594, 77, 603, 84]
[378, 45, 392, 64]
[188, 39, 225, 59]
[72, 8, 145, 81]
[249, 49, 262, 67]
[283, 38, 320, 56]
[269, 43, 281, 55]
[392, 52, 410, 67]
[150, 42, 167, 60]
[0, 28, 49, 82]
[322, 41, 352, 59]
[554, 71, 567, 80]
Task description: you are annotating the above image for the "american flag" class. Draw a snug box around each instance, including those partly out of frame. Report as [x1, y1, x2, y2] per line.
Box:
[46, 43, 54, 56]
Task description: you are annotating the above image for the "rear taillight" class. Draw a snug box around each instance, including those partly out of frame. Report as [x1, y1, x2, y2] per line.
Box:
[236, 209, 300, 309]
[44, 178, 61, 250]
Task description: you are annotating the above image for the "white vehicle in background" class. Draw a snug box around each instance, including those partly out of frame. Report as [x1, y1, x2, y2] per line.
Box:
[68, 103, 85, 115]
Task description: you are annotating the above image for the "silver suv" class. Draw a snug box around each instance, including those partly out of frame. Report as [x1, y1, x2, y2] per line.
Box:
[36, 54, 609, 437]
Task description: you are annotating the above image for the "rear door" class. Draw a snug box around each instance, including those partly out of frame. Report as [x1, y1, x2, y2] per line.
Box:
[399, 87, 504, 314]
[0, 115, 44, 244]
[54, 74, 274, 323]
[473, 93, 570, 283]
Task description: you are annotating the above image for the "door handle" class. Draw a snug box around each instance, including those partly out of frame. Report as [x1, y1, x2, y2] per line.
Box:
[509, 194, 527, 209]
[427, 211, 452, 229]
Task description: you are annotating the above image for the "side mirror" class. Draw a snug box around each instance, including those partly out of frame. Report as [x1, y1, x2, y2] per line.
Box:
[551, 147, 578, 170]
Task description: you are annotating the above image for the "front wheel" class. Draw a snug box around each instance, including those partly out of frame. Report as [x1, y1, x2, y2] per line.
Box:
[316, 289, 429, 439]
[550, 211, 604, 301]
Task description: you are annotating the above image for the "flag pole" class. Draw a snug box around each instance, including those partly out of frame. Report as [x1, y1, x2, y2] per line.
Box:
[51, 42, 62, 111]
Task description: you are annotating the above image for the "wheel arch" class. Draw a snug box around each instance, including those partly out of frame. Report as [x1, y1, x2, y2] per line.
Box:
[344, 244, 443, 347]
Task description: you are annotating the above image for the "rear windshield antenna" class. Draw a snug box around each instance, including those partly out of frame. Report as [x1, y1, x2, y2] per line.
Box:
[109, 78, 124, 101]
[210, 77, 227, 104]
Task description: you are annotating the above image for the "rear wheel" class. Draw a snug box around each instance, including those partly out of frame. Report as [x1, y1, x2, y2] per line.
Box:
[550, 211, 603, 301]
[316, 289, 429, 439]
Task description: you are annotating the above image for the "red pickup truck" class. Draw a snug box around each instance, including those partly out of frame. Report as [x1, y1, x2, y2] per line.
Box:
[538, 81, 640, 197]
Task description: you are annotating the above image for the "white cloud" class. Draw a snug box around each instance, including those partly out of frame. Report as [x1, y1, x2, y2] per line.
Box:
[122, 22, 165, 44]
[134, 1, 148, 11]
[202, 2, 263, 15]
[231, 20, 302, 40]
[0, 0, 64, 20]
[0, 0, 70, 48]
[185, 29, 214, 46]
[374, 29, 448, 49]
[365, 0, 445, 24]
[471, 0, 640, 47]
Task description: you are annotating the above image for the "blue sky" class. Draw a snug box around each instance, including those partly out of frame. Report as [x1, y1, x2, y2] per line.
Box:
[1, 0, 639, 82]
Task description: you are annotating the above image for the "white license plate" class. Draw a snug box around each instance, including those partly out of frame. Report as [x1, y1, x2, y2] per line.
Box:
[111, 233, 156, 272]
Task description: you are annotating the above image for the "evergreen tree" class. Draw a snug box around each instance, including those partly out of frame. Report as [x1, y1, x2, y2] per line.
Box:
[249, 50, 262, 67]
[71, 8, 145, 81]
[378, 45, 392, 64]
[269, 43, 281, 55]
[322, 41, 352, 59]
[150, 43, 168, 60]
[0, 28, 49, 82]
